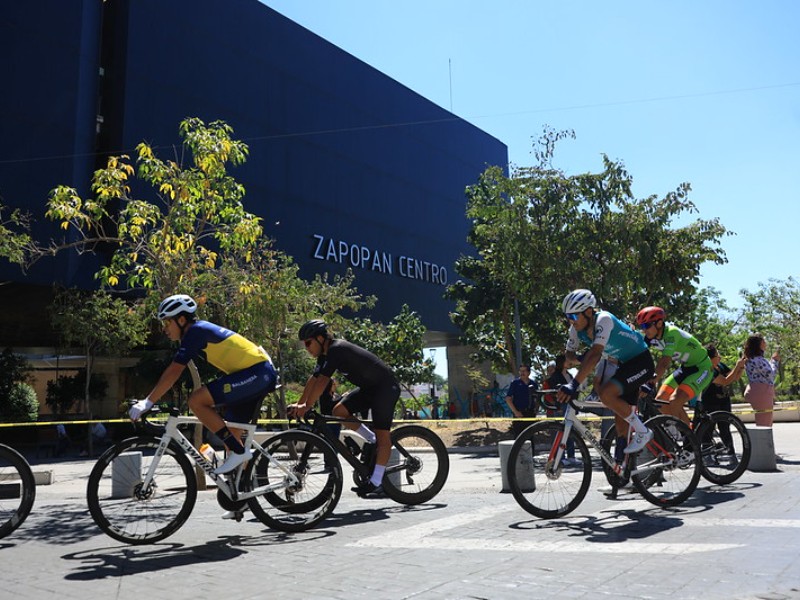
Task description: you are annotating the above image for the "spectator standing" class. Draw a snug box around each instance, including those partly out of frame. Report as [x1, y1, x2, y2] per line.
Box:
[505, 365, 538, 438]
[743, 335, 780, 427]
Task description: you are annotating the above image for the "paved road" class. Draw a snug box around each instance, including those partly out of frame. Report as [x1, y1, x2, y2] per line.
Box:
[4, 424, 800, 599]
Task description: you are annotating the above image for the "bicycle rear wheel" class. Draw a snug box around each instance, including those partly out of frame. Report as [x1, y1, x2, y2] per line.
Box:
[508, 421, 592, 519]
[696, 411, 751, 485]
[381, 425, 449, 505]
[245, 430, 342, 533]
[0, 444, 36, 539]
[631, 415, 701, 507]
[86, 436, 197, 544]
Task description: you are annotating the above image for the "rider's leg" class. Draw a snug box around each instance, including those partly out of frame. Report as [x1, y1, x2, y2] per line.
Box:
[371, 429, 392, 486]
[658, 384, 693, 426]
[599, 380, 648, 434]
[188, 387, 245, 453]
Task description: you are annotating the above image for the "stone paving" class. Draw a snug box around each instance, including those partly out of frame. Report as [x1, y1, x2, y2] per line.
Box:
[3, 424, 800, 599]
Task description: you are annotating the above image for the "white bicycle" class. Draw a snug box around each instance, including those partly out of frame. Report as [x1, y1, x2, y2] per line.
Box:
[86, 406, 342, 544]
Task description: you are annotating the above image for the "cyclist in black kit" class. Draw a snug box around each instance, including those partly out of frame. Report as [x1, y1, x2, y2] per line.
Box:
[290, 320, 400, 498]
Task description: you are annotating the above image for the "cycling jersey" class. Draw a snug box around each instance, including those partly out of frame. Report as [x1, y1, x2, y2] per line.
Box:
[566, 310, 648, 361]
[173, 320, 271, 374]
[315, 339, 399, 429]
[647, 325, 707, 367]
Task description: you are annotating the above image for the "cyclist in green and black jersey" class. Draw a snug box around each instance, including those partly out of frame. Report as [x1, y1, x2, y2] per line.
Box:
[636, 306, 713, 425]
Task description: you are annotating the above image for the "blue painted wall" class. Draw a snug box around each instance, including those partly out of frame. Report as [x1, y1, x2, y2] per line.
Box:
[0, 0, 507, 334]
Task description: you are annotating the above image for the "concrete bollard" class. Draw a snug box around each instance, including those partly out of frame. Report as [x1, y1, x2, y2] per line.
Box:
[747, 426, 777, 472]
[112, 451, 142, 498]
[498, 439, 535, 492]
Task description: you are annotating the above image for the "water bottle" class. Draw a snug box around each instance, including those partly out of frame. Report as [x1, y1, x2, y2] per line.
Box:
[199, 443, 217, 468]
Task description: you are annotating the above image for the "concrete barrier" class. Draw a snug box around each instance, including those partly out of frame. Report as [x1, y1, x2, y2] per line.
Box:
[111, 451, 142, 498]
[498, 439, 535, 492]
[747, 426, 777, 472]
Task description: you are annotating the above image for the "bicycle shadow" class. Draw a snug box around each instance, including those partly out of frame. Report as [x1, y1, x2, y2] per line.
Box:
[311, 502, 447, 530]
[512, 508, 686, 543]
[62, 539, 247, 580]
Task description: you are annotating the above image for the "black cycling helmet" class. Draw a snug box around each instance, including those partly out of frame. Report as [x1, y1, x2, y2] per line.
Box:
[298, 319, 329, 341]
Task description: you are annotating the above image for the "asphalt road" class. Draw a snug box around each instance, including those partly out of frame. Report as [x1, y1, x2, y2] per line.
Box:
[3, 424, 800, 599]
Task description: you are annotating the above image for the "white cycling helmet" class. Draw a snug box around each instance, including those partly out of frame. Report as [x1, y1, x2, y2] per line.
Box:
[157, 294, 198, 319]
[562, 289, 597, 314]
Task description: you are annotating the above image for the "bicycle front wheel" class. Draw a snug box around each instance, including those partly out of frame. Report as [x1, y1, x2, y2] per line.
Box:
[245, 430, 342, 533]
[0, 444, 36, 539]
[508, 421, 592, 519]
[696, 411, 751, 485]
[86, 436, 197, 545]
[631, 415, 701, 507]
[382, 425, 450, 505]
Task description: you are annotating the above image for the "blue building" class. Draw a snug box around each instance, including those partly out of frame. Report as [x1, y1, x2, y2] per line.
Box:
[0, 0, 506, 356]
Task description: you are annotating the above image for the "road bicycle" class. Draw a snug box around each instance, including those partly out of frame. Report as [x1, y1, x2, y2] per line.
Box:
[602, 391, 751, 486]
[86, 406, 342, 545]
[299, 410, 449, 505]
[507, 390, 701, 519]
[0, 443, 36, 539]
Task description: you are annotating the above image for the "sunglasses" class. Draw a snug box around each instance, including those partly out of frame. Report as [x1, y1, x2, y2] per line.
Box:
[639, 322, 657, 330]
[565, 313, 580, 322]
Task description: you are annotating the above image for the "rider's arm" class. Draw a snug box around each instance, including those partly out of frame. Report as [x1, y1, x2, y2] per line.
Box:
[298, 374, 331, 410]
[145, 361, 186, 403]
[653, 355, 672, 382]
[572, 344, 603, 386]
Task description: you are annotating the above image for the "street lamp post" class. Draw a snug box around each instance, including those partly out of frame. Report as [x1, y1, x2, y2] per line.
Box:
[429, 348, 438, 419]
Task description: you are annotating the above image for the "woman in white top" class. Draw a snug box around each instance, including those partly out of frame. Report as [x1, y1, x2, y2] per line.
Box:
[743, 334, 780, 427]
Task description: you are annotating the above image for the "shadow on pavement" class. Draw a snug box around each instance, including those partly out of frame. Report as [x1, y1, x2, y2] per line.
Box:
[62, 539, 247, 580]
[13, 503, 100, 545]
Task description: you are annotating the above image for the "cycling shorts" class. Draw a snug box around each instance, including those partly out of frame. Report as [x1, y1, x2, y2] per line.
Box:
[339, 382, 400, 430]
[661, 356, 714, 399]
[207, 361, 277, 424]
[609, 350, 655, 405]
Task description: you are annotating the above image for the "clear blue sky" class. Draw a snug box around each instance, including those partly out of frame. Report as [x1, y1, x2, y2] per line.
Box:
[264, 0, 799, 314]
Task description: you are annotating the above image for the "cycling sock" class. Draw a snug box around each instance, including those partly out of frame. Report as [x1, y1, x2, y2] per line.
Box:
[370, 464, 386, 486]
[624, 411, 647, 434]
[216, 426, 245, 454]
[614, 436, 627, 462]
[356, 424, 377, 444]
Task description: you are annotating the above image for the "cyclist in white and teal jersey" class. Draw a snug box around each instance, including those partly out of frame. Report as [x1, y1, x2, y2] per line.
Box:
[636, 306, 714, 426]
[557, 289, 655, 454]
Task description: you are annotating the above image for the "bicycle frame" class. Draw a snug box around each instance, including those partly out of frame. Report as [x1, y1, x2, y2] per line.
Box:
[549, 399, 676, 480]
[141, 413, 301, 504]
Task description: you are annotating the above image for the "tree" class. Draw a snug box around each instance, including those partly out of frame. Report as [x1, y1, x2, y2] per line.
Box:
[0, 348, 35, 422]
[0, 203, 32, 266]
[49, 288, 148, 415]
[40, 117, 262, 312]
[448, 127, 730, 369]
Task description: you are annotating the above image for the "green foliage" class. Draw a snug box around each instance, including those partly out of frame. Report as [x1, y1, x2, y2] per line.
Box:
[342, 304, 434, 396]
[0, 348, 32, 397]
[45, 371, 108, 415]
[448, 126, 730, 370]
[0, 203, 32, 265]
[1, 383, 39, 423]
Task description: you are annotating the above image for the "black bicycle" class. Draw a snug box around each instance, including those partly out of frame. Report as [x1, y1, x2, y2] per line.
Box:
[0, 443, 36, 539]
[299, 410, 450, 505]
[602, 391, 751, 487]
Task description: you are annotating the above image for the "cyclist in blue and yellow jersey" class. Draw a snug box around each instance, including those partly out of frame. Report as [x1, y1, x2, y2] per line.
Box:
[129, 294, 277, 476]
[636, 306, 714, 426]
[290, 319, 400, 499]
[557, 289, 655, 454]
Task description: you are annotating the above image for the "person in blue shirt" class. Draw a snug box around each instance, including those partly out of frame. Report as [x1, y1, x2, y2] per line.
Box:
[556, 289, 655, 454]
[505, 364, 538, 438]
[129, 294, 277, 476]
